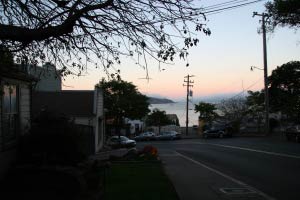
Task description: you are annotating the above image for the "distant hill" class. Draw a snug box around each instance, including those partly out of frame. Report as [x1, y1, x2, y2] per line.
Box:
[148, 97, 174, 104]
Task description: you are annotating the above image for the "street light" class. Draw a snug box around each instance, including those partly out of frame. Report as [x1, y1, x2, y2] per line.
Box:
[250, 66, 263, 71]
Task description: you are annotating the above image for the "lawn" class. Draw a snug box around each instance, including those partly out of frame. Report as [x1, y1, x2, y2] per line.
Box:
[104, 162, 179, 200]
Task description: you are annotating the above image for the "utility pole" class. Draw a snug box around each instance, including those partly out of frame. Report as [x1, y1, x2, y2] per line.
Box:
[183, 74, 194, 136]
[253, 12, 270, 135]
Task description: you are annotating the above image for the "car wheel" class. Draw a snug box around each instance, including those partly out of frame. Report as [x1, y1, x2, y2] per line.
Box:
[296, 135, 300, 143]
[219, 131, 224, 138]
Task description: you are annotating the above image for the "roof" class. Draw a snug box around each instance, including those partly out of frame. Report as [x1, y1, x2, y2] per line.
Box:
[1, 65, 37, 82]
[32, 91, 95, 118]
[167, 114, 179, 121]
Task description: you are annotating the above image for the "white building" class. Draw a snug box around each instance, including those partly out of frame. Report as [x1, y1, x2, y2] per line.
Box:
[28, 63, 62, 92]
[0, 66, 36, 180]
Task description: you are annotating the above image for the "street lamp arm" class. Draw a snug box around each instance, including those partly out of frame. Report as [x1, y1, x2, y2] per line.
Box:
[250, 66, 264, 71]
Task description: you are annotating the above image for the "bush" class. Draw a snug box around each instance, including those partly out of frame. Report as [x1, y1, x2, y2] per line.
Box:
[137, 145, 158, 161]
[19, 111, 87, 166]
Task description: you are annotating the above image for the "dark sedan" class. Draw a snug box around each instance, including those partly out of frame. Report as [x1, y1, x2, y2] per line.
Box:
[203, 124, 233, 138]
[285, 125, 300, 143]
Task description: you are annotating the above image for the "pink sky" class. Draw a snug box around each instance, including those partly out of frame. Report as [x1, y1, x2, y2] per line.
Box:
[62, 1, 299, 100]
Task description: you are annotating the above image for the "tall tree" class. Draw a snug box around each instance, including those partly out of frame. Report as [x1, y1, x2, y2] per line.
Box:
[219, 97, 247, 132]
[246, 90, 265, 132]
[146, 109, 171, 134]
[268, 61, 300, 122]
[194, 102, 218, 124]
[98, 79, 150, 134]
[265, 0, 300, 30]
[0, 1, 210, 76]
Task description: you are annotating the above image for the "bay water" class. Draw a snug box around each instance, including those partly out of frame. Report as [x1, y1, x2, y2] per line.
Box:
[150, 102, 199, 127]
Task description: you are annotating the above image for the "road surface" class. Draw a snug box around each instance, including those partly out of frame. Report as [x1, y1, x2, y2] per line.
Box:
[137, 137, 300, 200]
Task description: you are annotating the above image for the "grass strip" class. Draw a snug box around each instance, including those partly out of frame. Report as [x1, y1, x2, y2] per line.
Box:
[104, 162, 179, 200]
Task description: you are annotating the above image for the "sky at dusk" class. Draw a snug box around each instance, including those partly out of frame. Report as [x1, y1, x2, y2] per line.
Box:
[62, 0, 300, 100]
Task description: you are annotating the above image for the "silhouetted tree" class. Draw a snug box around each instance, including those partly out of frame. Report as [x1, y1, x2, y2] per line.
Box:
[146, 109, 171, 134]
[98, 78, 150, 135]
[246, 90, 265, 132]
[0, 0, 210, 76]
[194, 102, 218, 124]
[219, 97, 247, 132]
[268, 61, 300, 123]
[265, 0, 300, 30]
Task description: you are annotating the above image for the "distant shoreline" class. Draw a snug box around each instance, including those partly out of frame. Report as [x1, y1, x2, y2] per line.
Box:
[148, 97, 175, 104]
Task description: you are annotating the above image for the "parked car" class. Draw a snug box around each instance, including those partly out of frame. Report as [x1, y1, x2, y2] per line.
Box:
[155, 131, 181, 140]
[285, 125, 300, 143]
[107, 136, 136, 148]
[192, 125, 198, 130]
[134, 132, 155, 141]
[203, 124, 233, 139]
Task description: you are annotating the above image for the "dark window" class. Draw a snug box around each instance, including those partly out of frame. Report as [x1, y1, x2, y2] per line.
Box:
[2, 84, 18, 150]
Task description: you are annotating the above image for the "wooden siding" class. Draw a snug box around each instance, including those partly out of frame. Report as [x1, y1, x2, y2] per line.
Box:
[19, 85, 31, 135]
[96, 89, 104, 117]
[0, 96, 2, 151]
[95, 88, 104, 152]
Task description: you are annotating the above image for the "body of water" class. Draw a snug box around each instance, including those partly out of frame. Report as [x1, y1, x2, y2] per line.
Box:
[150, 102, 199, 127]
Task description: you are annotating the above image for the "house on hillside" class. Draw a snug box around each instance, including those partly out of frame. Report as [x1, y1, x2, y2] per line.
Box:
[0, 65, 36, 179]
[32, 89, 105, 154]
[125, 118, 144, 136]
[28, 63, 62, 91]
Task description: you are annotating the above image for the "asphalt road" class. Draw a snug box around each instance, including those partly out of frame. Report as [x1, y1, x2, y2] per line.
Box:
[137, 137, 300, 200]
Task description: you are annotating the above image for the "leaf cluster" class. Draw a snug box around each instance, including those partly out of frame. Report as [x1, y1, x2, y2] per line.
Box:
[194, 102, 218, 122]
[146, 108, 171, 127]
[98, 78, 150, 123]
[265, 0, 300, 30]
[268, 61, 300, 121]
[218, 98, 247, 122]
[0, 0, 209, 77]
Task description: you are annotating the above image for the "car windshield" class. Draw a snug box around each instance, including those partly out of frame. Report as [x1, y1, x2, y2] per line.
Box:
[120, 136, 129, 141]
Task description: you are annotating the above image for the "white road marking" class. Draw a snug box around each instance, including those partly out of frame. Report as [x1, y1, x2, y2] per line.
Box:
[139, 141, 300, 159]
[206, 143, 300, 159]
[176, 151, 276, 200]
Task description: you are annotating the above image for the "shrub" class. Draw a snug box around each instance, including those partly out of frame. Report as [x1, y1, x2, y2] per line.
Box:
[138, 145, 158, 161]
[19, 111, 87, 166]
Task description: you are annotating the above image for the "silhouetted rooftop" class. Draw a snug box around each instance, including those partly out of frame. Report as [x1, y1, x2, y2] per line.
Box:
[32, 91, 95, 118]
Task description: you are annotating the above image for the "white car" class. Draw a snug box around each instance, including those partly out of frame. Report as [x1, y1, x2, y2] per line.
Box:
[155, 131, 181, 140]
[134, 132, 155, 141]
[107, 136, 136, 148]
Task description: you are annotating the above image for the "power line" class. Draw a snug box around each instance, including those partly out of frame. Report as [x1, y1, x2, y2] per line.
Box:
[203, 0, 266, 15]
[203, 0, 256, 10]
[226, 77, 264, 100]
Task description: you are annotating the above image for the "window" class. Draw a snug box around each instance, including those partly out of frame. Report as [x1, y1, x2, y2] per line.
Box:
[2, 84, 18, 149]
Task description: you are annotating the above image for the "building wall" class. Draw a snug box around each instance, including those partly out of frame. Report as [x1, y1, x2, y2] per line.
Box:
[94, 87, 104, 152]
[19, 85, 31, 135]
[125, 119, 144, 135]
[0, 88, 2, 151]
[74, 117, 93, 126]
[147, 125, 181, 135]
[0, 149, 17, 181]
[29, 64, 61, 92]
[0, 78, 32, 180]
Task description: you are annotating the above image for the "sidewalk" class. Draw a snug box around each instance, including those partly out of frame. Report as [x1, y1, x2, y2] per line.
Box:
[91, 147, 130, 161]
[160, 149, 271, 200]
